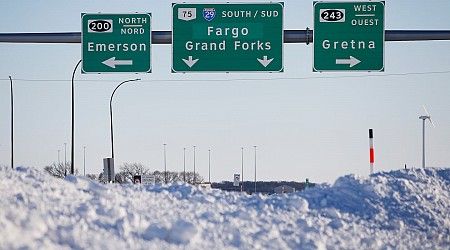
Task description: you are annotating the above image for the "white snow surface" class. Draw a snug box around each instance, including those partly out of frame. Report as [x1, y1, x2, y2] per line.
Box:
[1, 167, 449, 250]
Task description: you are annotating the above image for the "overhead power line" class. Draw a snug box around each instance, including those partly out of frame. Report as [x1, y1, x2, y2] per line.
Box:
[2, 70, 450, 83]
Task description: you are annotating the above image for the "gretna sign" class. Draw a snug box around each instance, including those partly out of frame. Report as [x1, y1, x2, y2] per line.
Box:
[320, 4, 379, 51]
[172, 3, 283, 72]
[313, 2, 385, 71]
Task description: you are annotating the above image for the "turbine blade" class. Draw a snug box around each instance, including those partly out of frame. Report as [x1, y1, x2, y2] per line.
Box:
[423, 105, 430, 116]
[422, 106, 435, 128]
[429, 117, 436, 128]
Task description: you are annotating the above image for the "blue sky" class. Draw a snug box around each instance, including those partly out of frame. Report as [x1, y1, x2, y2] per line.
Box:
[1, 0, 450, 183]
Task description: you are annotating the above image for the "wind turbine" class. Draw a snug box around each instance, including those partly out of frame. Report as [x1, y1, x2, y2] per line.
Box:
[419, 106, 435, 168]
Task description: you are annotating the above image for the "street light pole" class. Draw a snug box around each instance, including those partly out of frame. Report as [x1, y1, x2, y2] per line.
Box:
[254, 145, 257, 194]
[71, 59, 81, 175]
[241, 147, 244, 192]
[208, 149, 211, 183]
[83, 146, 86, 176]
[9, 76, 13, 169]
[64, 143, 67, 176]
[183, 147, 186, 183]
[109, 78, 141, 159]
[193, 145, 196, 185]
[163, 143, 167, 184]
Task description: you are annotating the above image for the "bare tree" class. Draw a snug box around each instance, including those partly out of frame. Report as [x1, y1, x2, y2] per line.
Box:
[44, 162, 78, 178]
[183, 171, 204, 185]
[166, 171, 180, 183]
[93, 162, 205, 185]
[85, 174, 97, 181]
[150, 171, 203, 184]
[150, 170, 182, 183]
[118, 163, 152, 183]
[114, 171, 128, 184]
[152, 170, 164, 183]
[98, 172, 105, 183]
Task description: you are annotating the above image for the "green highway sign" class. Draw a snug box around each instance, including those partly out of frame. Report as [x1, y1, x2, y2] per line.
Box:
[313, 1, 385, 71]
[81, 13, 152, 73]
[172, 3, 283, 72]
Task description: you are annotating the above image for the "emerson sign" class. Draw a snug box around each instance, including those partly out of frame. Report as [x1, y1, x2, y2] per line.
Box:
[81, 13, 152, 73]
[172, 3, 283, 72]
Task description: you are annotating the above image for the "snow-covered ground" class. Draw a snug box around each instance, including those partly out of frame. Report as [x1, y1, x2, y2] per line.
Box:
[0, 166, 449, 249]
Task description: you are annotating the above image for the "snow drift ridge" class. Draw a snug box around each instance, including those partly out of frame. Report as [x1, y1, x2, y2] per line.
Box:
[0, 166, 449, 249]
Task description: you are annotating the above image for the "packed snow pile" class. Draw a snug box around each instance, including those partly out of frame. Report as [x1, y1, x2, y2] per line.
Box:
[0, 167, 449, 250]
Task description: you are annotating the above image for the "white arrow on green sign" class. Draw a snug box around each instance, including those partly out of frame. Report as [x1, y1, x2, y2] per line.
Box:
[313, 1, 385, 72]
[172, 3, 284, 73]
[81, 13, 152, 73]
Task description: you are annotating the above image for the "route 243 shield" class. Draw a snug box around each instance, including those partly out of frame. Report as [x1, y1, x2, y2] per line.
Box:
[203, 8, 215, 21]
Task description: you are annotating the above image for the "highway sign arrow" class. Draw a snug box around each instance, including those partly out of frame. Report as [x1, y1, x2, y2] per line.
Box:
[335, 56, 361, 68]
[182, 56, 199, 68]
[257, 56, 274, 67]
[102, 57, 133, 68]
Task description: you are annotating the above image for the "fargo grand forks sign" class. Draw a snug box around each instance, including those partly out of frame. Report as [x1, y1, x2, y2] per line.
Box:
[172, 3, 284, 72]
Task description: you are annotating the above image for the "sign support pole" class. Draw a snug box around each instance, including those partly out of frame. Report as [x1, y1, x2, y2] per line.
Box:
[71, 59, 81, 175]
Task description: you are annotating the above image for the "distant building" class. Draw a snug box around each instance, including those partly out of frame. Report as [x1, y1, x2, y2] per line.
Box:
[199, 183, 211, 189]
[274, 185, 295, 194]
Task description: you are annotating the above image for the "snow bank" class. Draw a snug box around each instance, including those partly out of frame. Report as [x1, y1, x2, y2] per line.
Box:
[0, 166, 449, 249]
